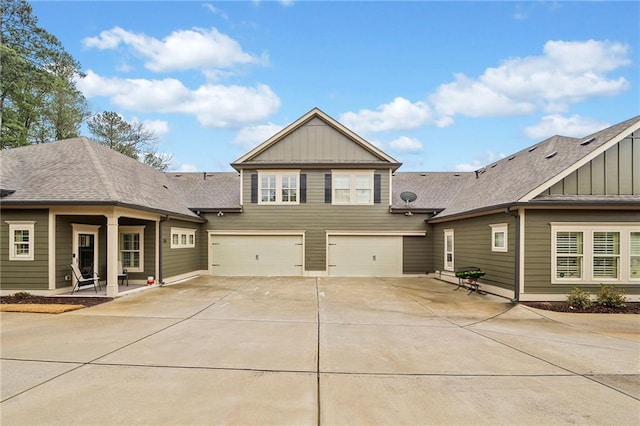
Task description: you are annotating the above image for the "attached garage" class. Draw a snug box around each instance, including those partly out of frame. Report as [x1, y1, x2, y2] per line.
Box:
[209, 233, 304, 276]
[327, 235, 402, 276]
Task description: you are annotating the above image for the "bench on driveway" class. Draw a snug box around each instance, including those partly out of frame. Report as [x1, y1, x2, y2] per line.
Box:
[454, 266, 485, 294]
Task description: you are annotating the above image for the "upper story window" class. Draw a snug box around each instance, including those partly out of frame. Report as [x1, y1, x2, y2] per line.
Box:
[6, 221, 35, 261]
[258, 171, 299, 204]
[171, 227, 196, 249]
[332, 171, 373, 205]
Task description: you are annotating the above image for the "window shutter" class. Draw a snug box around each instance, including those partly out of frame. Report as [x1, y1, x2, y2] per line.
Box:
[373, 173, 381, 204]
[300, 174, 307, 203]
[250, 174, 258, 203]
[324, 174, 332, 203]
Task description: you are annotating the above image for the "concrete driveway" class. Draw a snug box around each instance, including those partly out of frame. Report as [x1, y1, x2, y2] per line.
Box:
[1, 276, 639, 425]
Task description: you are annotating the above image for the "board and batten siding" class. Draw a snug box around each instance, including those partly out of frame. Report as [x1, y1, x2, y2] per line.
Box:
[250, 117, 386, 164]
[432, 213, 516, 291]
[203, 169, 430, 273]
[0, 209, 49, 290]
[546, 132, 640, 195]
[523, 209, 640, 295]
[162, 219, 201, 278]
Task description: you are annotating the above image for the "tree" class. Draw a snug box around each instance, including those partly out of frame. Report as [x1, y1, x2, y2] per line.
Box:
[87, 111, 172, 171]
[1, 0, 88, 148]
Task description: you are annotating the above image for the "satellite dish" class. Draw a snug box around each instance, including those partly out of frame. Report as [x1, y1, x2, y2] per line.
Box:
[400, 191, 417, 205]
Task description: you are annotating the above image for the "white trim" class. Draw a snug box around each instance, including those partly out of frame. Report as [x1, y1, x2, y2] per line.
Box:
[443, 229, 454, 272]
[331, 170, 374, 205]
[519, 120, 640, 202]
[550, 223, 640, 284]
[6, 221, 36, 261]
[119, 226, 145, 273]
[208, 230, 306, 236]
[257, 170, 300, 205]
[388, 169, 393, 206]
[239, 169, 244, 206]
[72, 224, 100, 284]
[490, 223, 508, 252]
[519, 208, 526, 297]
[48, 212, 56, 290]
[171, 227, 196, 248]
[325, 230, 425, 237]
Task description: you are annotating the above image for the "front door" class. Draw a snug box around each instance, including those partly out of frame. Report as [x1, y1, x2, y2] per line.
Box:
[72, 225, 100, 285]
[444, 229, 454, 271]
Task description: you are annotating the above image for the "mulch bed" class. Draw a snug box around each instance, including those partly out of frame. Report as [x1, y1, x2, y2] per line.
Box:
[522, 301, 640, 314]
[1, 294, 113, 308]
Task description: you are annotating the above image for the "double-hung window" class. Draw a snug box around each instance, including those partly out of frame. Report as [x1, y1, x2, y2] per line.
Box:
[332, 171, 373, 205]
[258, 171, 299, 204]
[6, 221, 35, 261]
[552, 224, 638, 283]
[119, 226, 144, 272]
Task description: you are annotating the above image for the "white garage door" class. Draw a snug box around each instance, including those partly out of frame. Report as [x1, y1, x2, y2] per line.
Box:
[328, 235, 402, 276]
[209, 234, 303, 276]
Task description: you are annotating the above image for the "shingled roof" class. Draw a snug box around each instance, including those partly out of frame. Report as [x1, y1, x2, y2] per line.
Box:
[166, 172, 241, 211]
[391, 172, 473, 211]
[432, 115, 640, 219]
[0, 138, 201, 221]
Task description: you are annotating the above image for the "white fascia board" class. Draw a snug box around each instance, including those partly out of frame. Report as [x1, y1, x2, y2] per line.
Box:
[519, 120, 640, 202]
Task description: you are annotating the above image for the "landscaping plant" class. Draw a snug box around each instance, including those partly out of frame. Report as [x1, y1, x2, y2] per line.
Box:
[596, 284, 627, 308]
[566, 287, 592, 310]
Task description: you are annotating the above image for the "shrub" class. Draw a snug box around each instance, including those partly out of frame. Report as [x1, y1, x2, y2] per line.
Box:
[13, 291, 33, 301]
[596, 284, 626, 308]
[566, 287, 592, 310]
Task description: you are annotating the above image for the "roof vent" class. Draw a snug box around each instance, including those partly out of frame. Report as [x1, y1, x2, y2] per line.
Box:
[491, 164, 497, 168]
[528, 146, 537, 152]
[545, 151, 558, 159]
[508, 155, 516, 161]
[580, 137, 595, 146]
[163, 184, 168, 189]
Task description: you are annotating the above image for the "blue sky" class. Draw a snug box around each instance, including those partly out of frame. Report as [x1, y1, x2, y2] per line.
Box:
[31, 1, 639, 173]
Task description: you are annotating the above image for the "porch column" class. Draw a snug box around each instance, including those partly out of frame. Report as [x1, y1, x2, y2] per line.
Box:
[106, 214, 119, 297]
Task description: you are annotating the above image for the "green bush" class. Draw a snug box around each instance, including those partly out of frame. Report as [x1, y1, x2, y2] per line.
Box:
[596, 284, 626, 308]
[566, 287, 592, 310]
[13, 291, 33, 301]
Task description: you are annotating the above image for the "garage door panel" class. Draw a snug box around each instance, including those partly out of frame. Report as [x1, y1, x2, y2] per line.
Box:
[328, 236, 402, 276]
[210, 235, 303, 276]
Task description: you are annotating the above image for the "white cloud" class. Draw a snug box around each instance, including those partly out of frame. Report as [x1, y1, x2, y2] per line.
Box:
[83, 26, 262, 73]
[524, 114, 609, 140]
[234, 123, 284, 148]
[341, 40, 630, 133]
[170, 163, 199, 173]
[202, 3, 228, 20]
[388, 136, 423, 153]
[141, 119, 170, 137]
[340, 97, 435, 133]
[454, 151, 505, 172]
[76, 70, 280, 128]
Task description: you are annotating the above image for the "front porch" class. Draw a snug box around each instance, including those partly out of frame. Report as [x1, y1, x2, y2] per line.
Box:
[62, 281, 154, 297]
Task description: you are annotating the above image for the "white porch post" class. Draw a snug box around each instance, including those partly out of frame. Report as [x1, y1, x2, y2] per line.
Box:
[106, 214, 119, 297]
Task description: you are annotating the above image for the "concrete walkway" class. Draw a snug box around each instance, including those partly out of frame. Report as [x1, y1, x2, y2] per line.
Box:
[1, 276, 638, 425]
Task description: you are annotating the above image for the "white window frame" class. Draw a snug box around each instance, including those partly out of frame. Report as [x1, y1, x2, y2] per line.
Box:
[551, 223, 639, 284]
[258, 170, 300, 205]
[630, 232, 640, 281]
[171, 227, 196, 249]
[119, 226, 145, 273]
[444, 229, 454, 272]
[6, 221, 35, 261]
[331, 170, 374, 205]
[490, 223, 508, 252]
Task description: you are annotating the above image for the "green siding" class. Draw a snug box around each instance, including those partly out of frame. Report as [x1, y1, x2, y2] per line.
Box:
[0, 209, 49, 290]
[402, 236, 430, 274]
[203, 169, 430, 273]
[432, 213, 516, 291]
[162, 219, 200, 278]
[543, 133, 640, 196]
[523, 209, 640, 295]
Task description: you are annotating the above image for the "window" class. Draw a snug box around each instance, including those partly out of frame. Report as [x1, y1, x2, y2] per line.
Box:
[555, 231, 583, 279]
[119, 226, 144, 272]
[258, 171, 299, 204]
[6, 221, 35, 261]
[552, 224, 639, 284]
[332, 171, 373, 205]
[171, 227, 196, 248]
[631, 232, 640, 280]
[593, 232, 619, 279]
[490, 223, 508, 252]
[444, 229, 454, 271]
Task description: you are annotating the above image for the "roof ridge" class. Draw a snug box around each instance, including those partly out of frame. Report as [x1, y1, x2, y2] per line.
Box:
[82, 138, 119, 201]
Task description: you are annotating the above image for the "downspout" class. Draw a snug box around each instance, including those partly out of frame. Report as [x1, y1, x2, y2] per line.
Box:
[506, 208, 520, 303]
[158, 215, 169, 284]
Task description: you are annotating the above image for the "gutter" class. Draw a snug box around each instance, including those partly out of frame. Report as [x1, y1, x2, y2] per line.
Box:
[506, 208, 520, 303]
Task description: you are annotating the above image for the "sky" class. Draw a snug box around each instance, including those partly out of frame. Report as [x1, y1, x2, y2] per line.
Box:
[30, 1, 640, 173]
